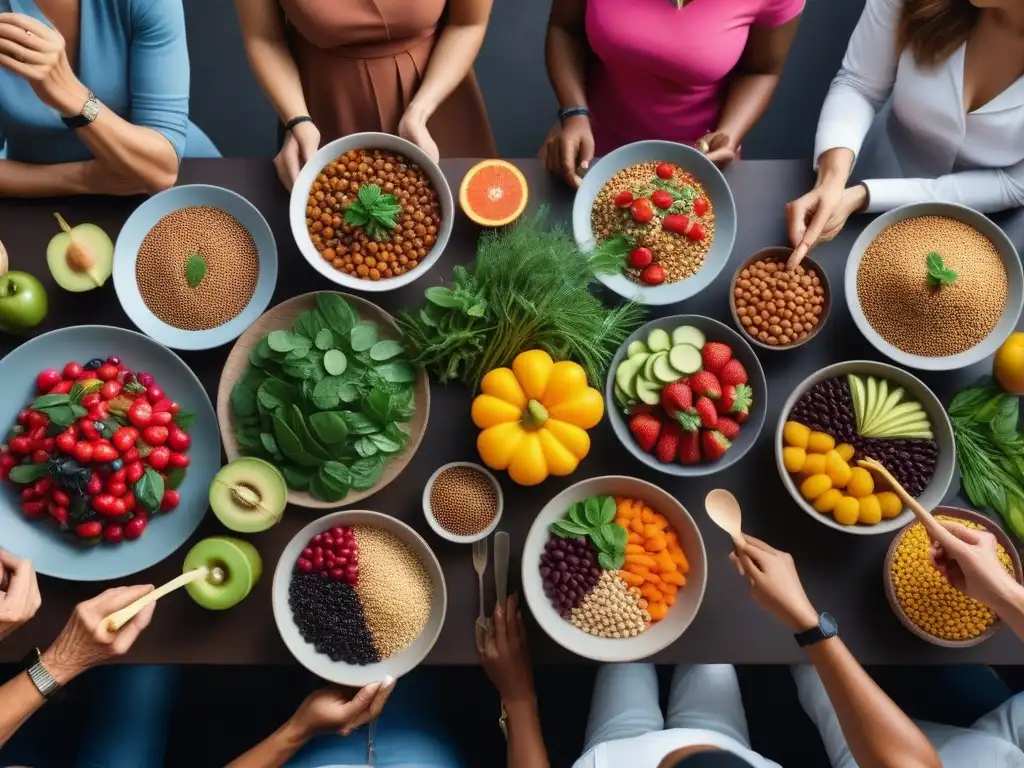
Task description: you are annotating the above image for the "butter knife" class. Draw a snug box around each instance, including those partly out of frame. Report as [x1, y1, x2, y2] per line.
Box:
[494, 531, 510, 611]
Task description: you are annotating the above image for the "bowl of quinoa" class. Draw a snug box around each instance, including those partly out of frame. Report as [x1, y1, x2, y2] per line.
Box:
[572, 140, 736, 305]
[846, 202, 1023, 371]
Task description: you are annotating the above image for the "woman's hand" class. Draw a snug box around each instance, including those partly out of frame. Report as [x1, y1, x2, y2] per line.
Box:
[543, 116, 595, 189]
[290, 680, 395, 738]
[930, 521, 1020, 609]
[0, 549, 41, 641]
[481, 594, 535, 704]
[0, 13, 89, 116]
[274, 121, 321, 192]
[398, 108, 439, 163]
[40, 585, 156, 684]
[730, 536, 819, 632]
[696, 131, 737, 167]
[785, 183, 867, 269]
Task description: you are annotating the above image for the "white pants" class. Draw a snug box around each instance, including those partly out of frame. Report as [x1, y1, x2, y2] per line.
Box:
[793, 664, 1024, 767]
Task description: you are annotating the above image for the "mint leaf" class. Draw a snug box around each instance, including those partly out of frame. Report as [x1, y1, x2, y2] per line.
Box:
[926, 250, 957, 288]
[186, 253, 207, 289]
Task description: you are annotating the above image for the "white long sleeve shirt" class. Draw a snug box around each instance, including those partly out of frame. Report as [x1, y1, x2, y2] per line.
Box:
[813, 0, 1024, 213]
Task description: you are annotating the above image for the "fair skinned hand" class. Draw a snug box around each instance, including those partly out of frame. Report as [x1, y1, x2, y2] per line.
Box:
[274, 120, 321, 192]
[290, 680, 395, 739]
[696, 131, 737, 167]
[543, 116, 595, 189]
[398, 107, 439, 163]
[785, 184, 867, 269]
[929, 521, 1018, 609]
[40, 585, 156, 684]
[730, 536, 819, 632]
[0, 549, 41, 641]
[0, 13, 88, 115]
[481, 594, 535, 704]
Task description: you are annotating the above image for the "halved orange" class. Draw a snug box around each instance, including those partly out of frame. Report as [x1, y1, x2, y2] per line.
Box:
[459, 160, 529, 227]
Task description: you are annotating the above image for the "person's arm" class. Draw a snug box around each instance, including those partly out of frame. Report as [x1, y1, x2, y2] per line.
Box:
[861, 159, 1024, 213]
[0, 159, 149, 197]
[732, 538, 940, 768]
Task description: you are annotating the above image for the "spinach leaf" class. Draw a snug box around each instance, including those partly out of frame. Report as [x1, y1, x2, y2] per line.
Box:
[260, 432, 280, 457]
[323, 349, 347, 376]
[258, 378, 293, 411]
[289, 405, 331, 461]
[319, 461, 352, 496]
[350, 322, 379, 352]
[272, 414, 319, 467]
[369, 432, 403, 454]
[318, 293, 358, 337]
[309, 412, 349, 444]
[231, 381, 258, 418]
[342, 411, 379, 435]
[314, 328, 335, 351]
[375, 361, 416, 384]
[312, 376, 343, 410]
[370, 340, 404, 361]
[293, 307, 329, 340]
[350, 455, 385, 489]
[235, 426, 263, 451]
[134, 468, 165, 513]
[9, 463, 47, 484]
[282, 467, 313, 490]
[365, 386, 394, 423]
[268, 330, 295, 353]
[355, 436, 378, 457]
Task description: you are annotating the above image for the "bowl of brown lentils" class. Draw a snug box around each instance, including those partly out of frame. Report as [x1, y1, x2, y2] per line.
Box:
[423, 462, 503, 544]
[729, 247, 831, 351]
[290, 132, 454, 293]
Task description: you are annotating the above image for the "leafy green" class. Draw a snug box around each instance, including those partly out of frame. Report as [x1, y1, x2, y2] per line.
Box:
[548, 494, 627, 565]
[9, 463, 48, 484]
[186, 253, 207, 289]
[134, 468, 164, 513]
[343, 184, 403, 241]
[926, 251, 958, 288]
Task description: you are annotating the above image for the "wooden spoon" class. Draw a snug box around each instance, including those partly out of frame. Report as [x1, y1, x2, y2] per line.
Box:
[705, 489, 745, 546]
[856, 458, 950, 542]
[103, 567, 212, 632]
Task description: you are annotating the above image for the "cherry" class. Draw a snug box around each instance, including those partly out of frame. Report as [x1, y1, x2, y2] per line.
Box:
[35, 369, 62, 393]
[124, 516, 147, 540]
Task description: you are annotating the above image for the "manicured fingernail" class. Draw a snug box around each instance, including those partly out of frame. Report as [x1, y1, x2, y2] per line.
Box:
[383, 674, 395, 687]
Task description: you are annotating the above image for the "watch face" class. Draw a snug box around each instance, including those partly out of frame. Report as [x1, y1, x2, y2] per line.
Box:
[820, 612, 838, 636]
[82, 98, 100, 122]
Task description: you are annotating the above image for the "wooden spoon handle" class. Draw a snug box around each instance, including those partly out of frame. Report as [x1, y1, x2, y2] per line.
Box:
[104, 567, 208, 632]
[856, 458, 950, 542]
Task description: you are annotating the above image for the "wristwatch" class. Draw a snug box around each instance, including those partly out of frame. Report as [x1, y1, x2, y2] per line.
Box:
[558, 105, 590, 124]
[61, 91, 100, 130]
[795, 612, 838, 647]
[21, 647, 66, 703]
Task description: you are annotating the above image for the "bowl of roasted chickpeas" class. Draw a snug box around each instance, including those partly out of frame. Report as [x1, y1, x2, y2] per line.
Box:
[290, 132, 454, 292]
[729, 247, 831, 350]
[884, 506, 1023, 648]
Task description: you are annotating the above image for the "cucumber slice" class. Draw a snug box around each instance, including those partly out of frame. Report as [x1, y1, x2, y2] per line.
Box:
[653, 354, 682, 384]
[614, 384, 633, 409]
[615, 357, 644, 399]
[647, 328, 672, 353]
[626, 340, 649, 359]
[671, 326, 706, 349]
[668, 344, 702, 375]
[635, 377, 662, 406]
[644, 351, 666, 381]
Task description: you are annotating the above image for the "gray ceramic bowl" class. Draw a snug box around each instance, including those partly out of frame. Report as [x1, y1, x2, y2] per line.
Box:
[845, 202, 1023, 371]
[289, 132, 454, 293]
[0, 326, 220, 580]
[113, 185, 278, 351]
[573, 140, 737, 305]
[272, 510, 447, 686]
[776, 360, 955, 535]
[606, 315, 767, 476]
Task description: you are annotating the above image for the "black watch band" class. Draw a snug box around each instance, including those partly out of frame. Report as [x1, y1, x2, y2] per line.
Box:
[21, 648, 66, 704]
[61, 91, 99, 130]
[558, 106, 590, 124]
[284, 115, 313, 132]
[795, 612, 838, 647]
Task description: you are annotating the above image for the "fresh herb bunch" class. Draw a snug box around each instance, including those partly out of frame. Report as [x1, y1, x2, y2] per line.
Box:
[549, 494, 628, 570]
[344, 184, 403, 241]
[926, 251, 958, 288]
[949, 383, 1024, 541]
[397, 209, 646, 389]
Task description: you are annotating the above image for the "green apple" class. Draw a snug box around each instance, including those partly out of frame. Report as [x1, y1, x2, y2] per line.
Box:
[0, 270, 48, 333]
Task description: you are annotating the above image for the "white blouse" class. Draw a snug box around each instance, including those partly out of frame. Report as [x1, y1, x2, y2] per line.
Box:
[814, 0, 1024, 213]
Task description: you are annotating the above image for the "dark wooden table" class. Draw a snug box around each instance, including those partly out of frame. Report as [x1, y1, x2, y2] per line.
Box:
[1, 158, 1023, 666]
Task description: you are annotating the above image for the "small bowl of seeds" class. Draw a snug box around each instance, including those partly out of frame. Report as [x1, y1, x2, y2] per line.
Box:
[423, 462, 503, 543]
[729, 246, 831, 351]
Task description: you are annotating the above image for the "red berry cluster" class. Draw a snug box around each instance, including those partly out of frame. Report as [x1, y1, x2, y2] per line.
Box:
[627, 342, 753, 466]
[295, 526, 359, 586]
[0, 356, 194, 544]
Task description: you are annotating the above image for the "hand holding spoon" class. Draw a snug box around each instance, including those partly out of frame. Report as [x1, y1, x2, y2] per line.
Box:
[705, 489, 745, 546]
[103, 567, 214, 631]
[856, 458, 950, 543]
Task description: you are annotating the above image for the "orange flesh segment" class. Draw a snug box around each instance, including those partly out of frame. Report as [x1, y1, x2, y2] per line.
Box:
[466, 165, 523, 220]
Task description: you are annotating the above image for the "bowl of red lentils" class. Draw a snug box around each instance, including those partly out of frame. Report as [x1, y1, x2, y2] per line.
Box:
[290, 132, 454, 292]
[422, 462, 503, 544]
[729, 247, 831, 351]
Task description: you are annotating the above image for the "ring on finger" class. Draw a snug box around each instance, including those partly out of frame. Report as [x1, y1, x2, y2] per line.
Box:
[696, 138, 710, 154]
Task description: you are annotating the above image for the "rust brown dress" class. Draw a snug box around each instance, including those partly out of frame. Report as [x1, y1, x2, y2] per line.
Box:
[280, 0, 497, 158]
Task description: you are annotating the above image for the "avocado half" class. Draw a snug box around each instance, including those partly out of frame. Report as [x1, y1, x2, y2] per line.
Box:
[209, 457, 287, 533]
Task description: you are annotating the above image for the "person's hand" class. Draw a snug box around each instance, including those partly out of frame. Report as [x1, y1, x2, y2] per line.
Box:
[274, 120, 321, 192]
[481, 594, 535, 704]
[786, 183, 867, 269]
[929, 521, 1019, 609]
[0, 13, 89, 115]
[398, 108, 439, 163]
[696, 131, 737, 167]
[730, 536, 819, 632]
[290, 680, 395, 739]
[40, 585, 156, 684]
[0, 549, 41, 641]
[543, 116, 595, 188]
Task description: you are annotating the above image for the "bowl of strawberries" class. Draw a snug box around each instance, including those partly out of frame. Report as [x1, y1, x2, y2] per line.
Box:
[606, 315, 766, 476]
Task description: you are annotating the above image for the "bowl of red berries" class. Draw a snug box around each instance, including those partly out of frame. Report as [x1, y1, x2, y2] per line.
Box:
[0, 326, 220, 581]
[606, 315, 766, 476]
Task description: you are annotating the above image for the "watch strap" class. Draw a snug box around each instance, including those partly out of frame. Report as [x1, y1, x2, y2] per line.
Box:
[795, 612, 838, 647]
[21, 648, 65, 703]
[558, 105, 590, 124]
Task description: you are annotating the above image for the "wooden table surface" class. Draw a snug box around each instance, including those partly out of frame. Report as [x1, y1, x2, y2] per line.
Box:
[1, 158, 1023, 666]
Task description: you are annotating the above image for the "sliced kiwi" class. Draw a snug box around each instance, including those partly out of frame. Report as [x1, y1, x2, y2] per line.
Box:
[209, 458, 287, 533]
[183, 537, 262, 610]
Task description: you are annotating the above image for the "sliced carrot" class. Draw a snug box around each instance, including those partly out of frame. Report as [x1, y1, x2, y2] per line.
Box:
[626, 543, 646, 555]
[640, 583, 663, 603]
[624, 562, 649, 577]
[642, 570, 662, 585]
[658, 582, 678, 596]
[643, 523, 664, 540]
[664, 592, 676, 606]
[661, 570, 685, 586]
[651, 513, 669, 530]
[644, 536, 666, 553]
[627, 532, 644, 545]
[674, 549, 690, 573]
[641, 506, 655, 524]
[648, 601, 669, 621]
[631, 516, 646, 535]
[665, 531, 679, 546]
[654, 550, 677, 573]
[619, 570, 644, 587]
[618, 500, 637, 519]
[625, 552, 656, 568]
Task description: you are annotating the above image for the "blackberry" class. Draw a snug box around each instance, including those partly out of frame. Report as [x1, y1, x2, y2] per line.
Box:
[288, 571, 380, 665]
[789, 377, 857, 443]
[854, 438, 939, 498]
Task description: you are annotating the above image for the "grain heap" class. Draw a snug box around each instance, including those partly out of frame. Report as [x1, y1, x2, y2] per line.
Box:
[429, 465, 499, 536]
[570, 571, 650, 638]
[857, 216, 1007, 356]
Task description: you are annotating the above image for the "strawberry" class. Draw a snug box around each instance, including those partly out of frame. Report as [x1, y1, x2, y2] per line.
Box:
[701, 342, 732, 374]
[651, 190, 674, 209]
[662, 213, 690, 235]
[718, 383, 753, 416]
[656, 163, 675, 180]
[630, 198, 654, 224]
[678, 429, 701, 464]
[686, 222, 707, 241]
[720, 359, 748, 386]
[692, 197, 708, 216]
[735, 409, 749, 424]
[701, 430, 731, 461]
[640, 264, 665, 285]
[660, 381, 693, 414]
[717, 416, 741, 440]
[629, 412, 662, 453]
[628, 247, 653, 269]
[695, 396, 718, 429]
[614, 190, 634, 208]
[655, 421, 682, 463]
[689, 370, 721, 399]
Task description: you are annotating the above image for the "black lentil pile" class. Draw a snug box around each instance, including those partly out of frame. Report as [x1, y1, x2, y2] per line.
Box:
[288, 571, 380, 665]
[540, 537, 601, 618]
[790, 378, 858, 443]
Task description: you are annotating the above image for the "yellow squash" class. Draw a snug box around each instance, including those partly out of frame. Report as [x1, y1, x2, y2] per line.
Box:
[471, 350, 604, 485]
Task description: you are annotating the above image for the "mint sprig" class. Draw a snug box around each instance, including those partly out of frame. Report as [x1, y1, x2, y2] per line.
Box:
[926, 251, 958, 289]
[549, 494, 627, 569]
[344, 184, 403, 241]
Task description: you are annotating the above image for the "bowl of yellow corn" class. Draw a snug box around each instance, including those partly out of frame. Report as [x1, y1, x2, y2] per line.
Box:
[884, 507, 1023, 647]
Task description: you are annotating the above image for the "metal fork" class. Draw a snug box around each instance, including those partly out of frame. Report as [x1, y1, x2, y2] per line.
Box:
[473, 537, 489, 648]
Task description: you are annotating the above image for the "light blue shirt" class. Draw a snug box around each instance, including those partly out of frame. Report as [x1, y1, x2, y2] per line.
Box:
[0, 0, 219, 162]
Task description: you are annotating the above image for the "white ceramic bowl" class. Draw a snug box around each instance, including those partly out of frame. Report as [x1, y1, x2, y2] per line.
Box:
[572, 140, 737, 305]
[522, 476, 707, 662]
[272, 510, 447, 686]
[845, 201, 1023, 371]
[422, 462, 504, 544]
[776, 361, 955, 535]
[289, 132, 454, 292]
[113, 184, 278, 351]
